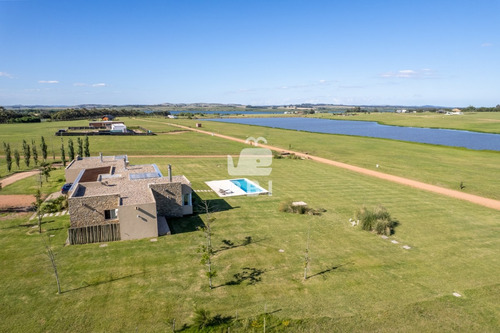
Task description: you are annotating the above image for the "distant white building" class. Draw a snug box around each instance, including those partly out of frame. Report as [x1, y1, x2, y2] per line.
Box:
[111, 123, 127, 133]
[446, 109, 463, 115]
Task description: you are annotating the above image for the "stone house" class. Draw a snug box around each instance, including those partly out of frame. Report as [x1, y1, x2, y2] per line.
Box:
[65, 155, 192, 244]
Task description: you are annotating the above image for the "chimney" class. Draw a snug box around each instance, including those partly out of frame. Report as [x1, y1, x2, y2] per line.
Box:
[168, 164, 172, 182]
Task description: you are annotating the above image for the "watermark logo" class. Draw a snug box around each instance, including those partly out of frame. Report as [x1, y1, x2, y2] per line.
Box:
[227, 137, 272, 176]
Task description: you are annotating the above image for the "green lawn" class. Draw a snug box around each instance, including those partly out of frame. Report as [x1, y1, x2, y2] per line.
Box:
[1, 155, 499, 332]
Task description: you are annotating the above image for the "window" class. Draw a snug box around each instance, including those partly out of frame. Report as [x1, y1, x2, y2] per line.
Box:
[183, 193, 192, 206]
[104, 209, 118, 220]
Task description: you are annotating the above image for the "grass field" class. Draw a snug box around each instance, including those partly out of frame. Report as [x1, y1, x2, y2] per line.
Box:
[1, 156, 499, 332]
[134, 117, 500, 201]
[1, 118, 499, 332]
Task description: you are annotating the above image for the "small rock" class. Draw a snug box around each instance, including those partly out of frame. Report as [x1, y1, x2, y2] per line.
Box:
[31, 225, 37, 229]
[49, 234, 55, 237]
[150, 238, 158, 242]
[381, 235, 388, 239]
[99, 244, 108, 248]
[453, 292, 462, 297]
[402, 245, 411, 250]
[278, 249, 285, 253]
[391, 240, 399, 244]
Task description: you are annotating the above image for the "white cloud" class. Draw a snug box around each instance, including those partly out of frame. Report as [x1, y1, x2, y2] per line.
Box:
[92, 83, 107, 87]
[38, 80, 59, 84]
[380, 69, 435, 79]
[481, 42, 493, 47]
[73, 82, 88, 87]
[0, 72, 13, 78]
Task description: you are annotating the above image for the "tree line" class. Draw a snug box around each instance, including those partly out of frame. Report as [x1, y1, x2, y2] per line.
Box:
[2, 136, 90, 174]
[0, 106, 171, 123]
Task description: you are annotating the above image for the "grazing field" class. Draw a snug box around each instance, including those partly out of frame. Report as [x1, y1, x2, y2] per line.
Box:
[1, 119, 499, 332]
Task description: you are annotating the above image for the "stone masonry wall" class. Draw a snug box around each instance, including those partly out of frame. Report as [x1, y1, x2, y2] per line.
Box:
[68, 194, 121, 228]
[149, 182, 183, 217]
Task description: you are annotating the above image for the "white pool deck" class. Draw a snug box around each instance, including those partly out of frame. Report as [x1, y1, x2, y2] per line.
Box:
[205, 178, 268, 197]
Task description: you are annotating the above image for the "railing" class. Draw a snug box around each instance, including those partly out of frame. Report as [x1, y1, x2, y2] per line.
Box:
[68, 223, 120, 245]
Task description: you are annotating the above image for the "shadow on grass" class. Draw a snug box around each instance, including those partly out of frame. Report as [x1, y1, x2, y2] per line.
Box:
[178, 312, 233, 332]
[192, 193, 238, 215]
[2, 218, 55, 230]
[215, 236, 253, 253]
[168, 193, 238, 234]
[307, 262, 354, 279]
[217, 267, 265, 288]
[63, 271, 146, 294]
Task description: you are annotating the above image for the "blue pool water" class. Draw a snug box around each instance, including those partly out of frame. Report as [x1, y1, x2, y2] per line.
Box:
[231, 178, 265, 194]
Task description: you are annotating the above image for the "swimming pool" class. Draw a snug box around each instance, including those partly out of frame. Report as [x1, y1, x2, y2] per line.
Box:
[205, 178, 268, 197]
[230, 178, 266, 194]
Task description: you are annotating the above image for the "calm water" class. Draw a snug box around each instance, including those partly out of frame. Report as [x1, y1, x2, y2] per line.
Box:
[206, 117, 500, 151]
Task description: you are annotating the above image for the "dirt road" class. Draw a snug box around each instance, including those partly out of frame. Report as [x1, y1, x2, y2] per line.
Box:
[0, 170, 40, 187]
[167, 123, 500, 211]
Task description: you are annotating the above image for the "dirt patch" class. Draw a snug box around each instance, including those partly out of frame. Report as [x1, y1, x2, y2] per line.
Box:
[0, 195, 36, 209]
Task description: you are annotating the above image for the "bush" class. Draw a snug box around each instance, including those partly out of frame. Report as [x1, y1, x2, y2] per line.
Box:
[279, 201, 326, 216]
[41, 195, 68, 213]
[355, 205, 398, 236]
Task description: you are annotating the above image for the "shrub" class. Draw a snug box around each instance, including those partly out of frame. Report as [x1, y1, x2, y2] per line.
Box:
[41, 195, 68, 213]
[355, 205, 398, 235]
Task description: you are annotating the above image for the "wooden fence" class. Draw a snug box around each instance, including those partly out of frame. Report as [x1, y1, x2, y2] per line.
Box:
[68, 223, 120, 245]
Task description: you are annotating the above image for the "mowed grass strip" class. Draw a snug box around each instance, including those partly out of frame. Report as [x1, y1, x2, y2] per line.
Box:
[1, 156, 498, 332]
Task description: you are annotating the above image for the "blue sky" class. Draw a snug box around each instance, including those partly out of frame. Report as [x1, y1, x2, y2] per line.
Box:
[0, 0, 498, 106]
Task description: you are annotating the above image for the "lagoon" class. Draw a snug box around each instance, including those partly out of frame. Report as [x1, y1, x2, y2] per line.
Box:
[206, 117, 500, 151]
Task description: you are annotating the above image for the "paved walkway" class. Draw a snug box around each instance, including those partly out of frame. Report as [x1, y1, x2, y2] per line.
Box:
[166, 122, 500, 211]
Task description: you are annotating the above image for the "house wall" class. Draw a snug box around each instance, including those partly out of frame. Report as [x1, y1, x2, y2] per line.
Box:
[119, 202, 158, 240]
[68, 194, 121, 228]
[149, 182, 183, 217]
[182, 184, 193, 215]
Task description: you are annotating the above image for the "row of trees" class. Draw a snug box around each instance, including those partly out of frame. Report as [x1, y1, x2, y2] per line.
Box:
[0, 106, 171, 123]
[2, 136, 90, 173]
[60, 137, 90, 166]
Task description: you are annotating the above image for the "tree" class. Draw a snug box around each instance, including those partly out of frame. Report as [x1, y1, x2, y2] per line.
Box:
[40, 136, 48, 161]
[60, 141, 66, 167]
[22, 139, 31, 167]
[14, 149, 20, 169]
[43, 236, 62, 294]
[198, 201, 217, 289]
[3, 142, 12, 173]
[84, 135, 90, 157]
[304, 222, 311, 280]
[67, 138, 75, 161]
[77, 137, 83, 157]
[40, 162, 53, 183]
[34, 188, 44, 233]
[32, 140, 39, 166]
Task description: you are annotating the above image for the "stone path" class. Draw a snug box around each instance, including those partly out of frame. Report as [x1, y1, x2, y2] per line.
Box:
[30, 209, 68, 221]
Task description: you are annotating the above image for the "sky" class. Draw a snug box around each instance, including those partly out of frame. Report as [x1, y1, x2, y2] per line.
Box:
[0, 0, 499, 107]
